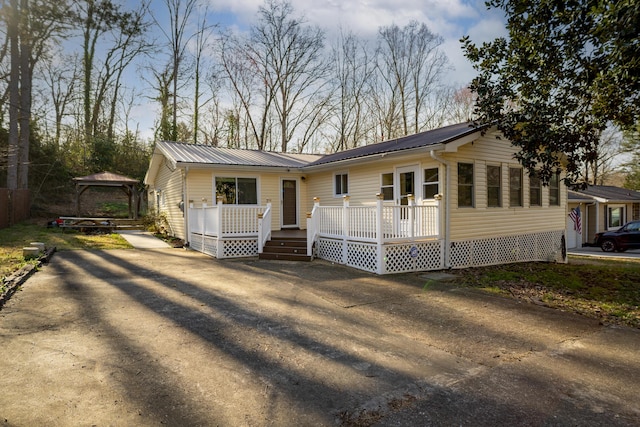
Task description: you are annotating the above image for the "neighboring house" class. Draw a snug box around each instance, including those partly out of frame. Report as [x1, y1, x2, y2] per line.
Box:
[568, 185, 640, 248]
[144, 122, 568, 274]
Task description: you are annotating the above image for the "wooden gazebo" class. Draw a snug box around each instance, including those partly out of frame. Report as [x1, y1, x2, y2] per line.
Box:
[73, 172, 140, 219]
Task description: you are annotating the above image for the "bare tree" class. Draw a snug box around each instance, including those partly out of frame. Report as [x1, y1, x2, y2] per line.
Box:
[447, 86, 476, 124]
[374, 21, 449, 139]
[3, 0, 68, 189]
[6, 0, 19, 189]
[191, 6, 216, 144]
[152, 0, 198, 142]
[40, 53, 80, 146]
[219, 0, 330, 152]
[74, 0, 149, 149]
[218, 27, 273, 150]
[329, 29, 375, 151]
[584, 127, 624, 185]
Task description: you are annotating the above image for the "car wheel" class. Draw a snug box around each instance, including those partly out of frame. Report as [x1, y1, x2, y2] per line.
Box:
[601, 239, 617, 252]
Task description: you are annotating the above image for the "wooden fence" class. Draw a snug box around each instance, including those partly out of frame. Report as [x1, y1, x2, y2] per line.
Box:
[0, 189, 30, 230]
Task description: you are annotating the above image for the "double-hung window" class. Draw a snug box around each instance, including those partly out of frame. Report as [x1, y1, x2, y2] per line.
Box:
[549, 172, 560, 206]
[380, 173, 393, 200]
[608, 206, 624, 228]
[335, 173, 349, 196]
[529, 171, 541, 207]
[487, 165, 501, 207]
[423, 168, 439, 199]
[458, 163, 474, 207]
[215, 177, 258, 204]
[509, 167, 523, 207]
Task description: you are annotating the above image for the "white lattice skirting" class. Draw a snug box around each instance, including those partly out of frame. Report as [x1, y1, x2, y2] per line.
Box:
[317, 230, 566, 274]
[189, 233, 258, 258]
[448, 230, 566, 269]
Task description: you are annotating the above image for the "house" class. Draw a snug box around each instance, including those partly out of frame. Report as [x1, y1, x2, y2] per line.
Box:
[567, 185, 640, 248]
[144, 122, 568, 274]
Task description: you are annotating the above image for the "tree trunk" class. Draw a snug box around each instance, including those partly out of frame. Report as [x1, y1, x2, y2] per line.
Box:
[7, 0, 20, 190]
[18, 0, 32, 189]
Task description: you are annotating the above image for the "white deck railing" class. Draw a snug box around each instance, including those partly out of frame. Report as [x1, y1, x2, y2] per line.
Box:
[189, 199, 268, 239]
[306, 195, 440, 256]
[257, 204, 273, 253]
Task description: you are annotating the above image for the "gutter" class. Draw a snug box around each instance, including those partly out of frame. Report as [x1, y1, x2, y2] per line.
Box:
[430, 149, 451, 268]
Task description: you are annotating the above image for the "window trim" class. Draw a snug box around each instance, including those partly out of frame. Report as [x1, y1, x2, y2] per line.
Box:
[380, 172, 394, 201]
[529, 171, 542, 207]
[334, 172, 349, 197]
[549, 172, 560, 206]
[214, 176, 259, 205]
[486, 164, 502, 208]
[423, 167, 439, 200]
[509, 167, 523, 207]
[607, 205, 625, 229]
[457, 162, 474, 208]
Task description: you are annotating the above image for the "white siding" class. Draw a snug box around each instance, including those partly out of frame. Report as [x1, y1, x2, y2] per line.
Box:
[444, 132, 566, 241]
[150, 158, 186, 239]
[306, 154, 443, 207]
[186, 167, 308, 231]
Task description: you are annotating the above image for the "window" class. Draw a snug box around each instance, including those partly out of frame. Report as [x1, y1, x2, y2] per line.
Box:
[335, 173, 349, 196]
[487, 165, 501, 207]
[549, 172, 560, 206]
[509, 167, 522, 207]
[608, 206, 624, 229]
[529, 171, 541, 206]
[215, 177, 258, 204]
[423, 168, 439, 199]
[381, 173, 393, 200]
[458, 163, 474, 207]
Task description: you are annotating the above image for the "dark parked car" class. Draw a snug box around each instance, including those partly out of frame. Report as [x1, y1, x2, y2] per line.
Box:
[594, 220, 640, 252]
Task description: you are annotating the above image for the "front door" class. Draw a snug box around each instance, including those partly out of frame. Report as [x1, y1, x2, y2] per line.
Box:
[281, 179, 298, 228]
[396, 166, 418, 205]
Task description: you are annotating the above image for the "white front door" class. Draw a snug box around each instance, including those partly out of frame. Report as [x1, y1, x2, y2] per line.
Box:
[395, 165, 419, 205]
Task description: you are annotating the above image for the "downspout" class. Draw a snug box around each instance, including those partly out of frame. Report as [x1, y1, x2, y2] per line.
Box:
[430, 150, 451, 268]
[183, 166, 189, 245]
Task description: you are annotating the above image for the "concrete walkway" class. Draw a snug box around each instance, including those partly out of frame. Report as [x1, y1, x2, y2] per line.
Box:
[1, 249, 638, 426]
[569, 246, 640, 259]
[116, 229, 171, 249]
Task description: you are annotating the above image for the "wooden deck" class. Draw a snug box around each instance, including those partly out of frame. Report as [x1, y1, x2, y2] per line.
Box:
[271, 229, 307, 239]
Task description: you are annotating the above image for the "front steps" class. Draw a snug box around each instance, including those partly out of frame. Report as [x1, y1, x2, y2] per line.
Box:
[259, 235, 312, 262]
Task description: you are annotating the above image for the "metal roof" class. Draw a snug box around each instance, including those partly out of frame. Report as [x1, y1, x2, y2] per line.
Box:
[306, 122, 482, 167]
[154, 122, 483, 171]
[569, 185, 640, 202]
[156, 141, 322, 168]
[73, 171, 138, 184]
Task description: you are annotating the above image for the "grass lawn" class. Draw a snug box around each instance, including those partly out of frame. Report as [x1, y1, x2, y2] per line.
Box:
[1, 222, 132, 279]
[454, 257, 640, 329]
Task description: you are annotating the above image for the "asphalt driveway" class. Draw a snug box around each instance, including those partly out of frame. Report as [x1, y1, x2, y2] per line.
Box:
[1, 248, 639, 426]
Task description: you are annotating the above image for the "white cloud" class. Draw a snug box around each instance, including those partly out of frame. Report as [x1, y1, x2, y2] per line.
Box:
[203, 0, 506, 86]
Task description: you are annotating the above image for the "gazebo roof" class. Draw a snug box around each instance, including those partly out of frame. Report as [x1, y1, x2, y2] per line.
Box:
[73, 171, 139, 186]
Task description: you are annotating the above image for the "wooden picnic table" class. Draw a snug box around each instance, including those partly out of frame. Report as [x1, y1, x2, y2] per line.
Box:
[58, 217, 115, 230]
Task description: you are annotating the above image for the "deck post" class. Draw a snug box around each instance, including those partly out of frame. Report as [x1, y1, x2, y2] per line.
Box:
[307, 197, 320, 256]
[216, 196, 224, 257]
[201, 200, 207, 253]
[342, 195, 350, 265]
[408, 194, 415, 241]
[376, 193, 384, 274]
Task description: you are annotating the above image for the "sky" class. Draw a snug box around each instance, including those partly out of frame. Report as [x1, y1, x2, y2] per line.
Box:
[128, 0, 508, 140]
[197, 0, 508, 86]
